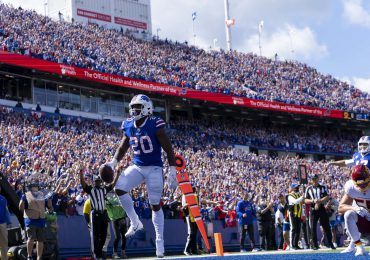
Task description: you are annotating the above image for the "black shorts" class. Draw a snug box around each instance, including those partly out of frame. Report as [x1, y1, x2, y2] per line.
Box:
[26, 226, 46, 242]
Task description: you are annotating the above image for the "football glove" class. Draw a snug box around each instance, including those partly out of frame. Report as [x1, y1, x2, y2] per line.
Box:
[168, 166, 178, 190]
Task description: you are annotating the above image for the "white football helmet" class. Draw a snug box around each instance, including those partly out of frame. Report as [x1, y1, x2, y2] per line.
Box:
[358, 136, 370, 156]
[129, 94, 153, 120]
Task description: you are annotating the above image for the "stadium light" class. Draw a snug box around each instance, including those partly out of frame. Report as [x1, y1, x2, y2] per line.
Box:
[258, 21, 264, 56]
[44, 0, 48, 17]
[213, 38, 218, 49]
[224, 0, 232, 51]
[288, 28, 295, 59]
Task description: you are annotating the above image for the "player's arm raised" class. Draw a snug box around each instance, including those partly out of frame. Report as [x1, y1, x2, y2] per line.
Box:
[328, 159, 353, 167]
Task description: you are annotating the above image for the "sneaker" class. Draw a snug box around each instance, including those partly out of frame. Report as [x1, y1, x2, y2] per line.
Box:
[156, 239, 165, 258]
[240, 249, 247, 253]
[333, 243, 338, 248]
[355, 245, 366, 256]
[341, 242, 355, 253]
[183, 251, 192, 256]
[112, 253, 120, 259]
[252, 248, 259, 252]
[125, 220, 143, 237]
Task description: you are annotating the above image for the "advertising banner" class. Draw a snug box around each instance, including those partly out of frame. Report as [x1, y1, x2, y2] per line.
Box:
[0, 52, 344, 119]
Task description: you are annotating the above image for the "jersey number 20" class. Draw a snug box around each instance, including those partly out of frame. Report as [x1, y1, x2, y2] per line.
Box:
[130, 136, 153, 154]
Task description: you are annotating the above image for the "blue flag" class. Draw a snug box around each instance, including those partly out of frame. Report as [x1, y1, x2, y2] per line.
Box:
[192, 12, 197, 21]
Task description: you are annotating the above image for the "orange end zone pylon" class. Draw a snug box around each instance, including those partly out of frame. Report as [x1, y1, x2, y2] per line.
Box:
[175, 154, 211, 253]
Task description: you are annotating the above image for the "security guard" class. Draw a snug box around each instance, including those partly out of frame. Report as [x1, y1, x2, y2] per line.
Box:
[287, 183, 304, 250]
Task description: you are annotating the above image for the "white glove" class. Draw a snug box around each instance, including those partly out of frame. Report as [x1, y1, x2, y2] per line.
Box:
[106, 158, 118, 170]
[167, 166, 178, 190]
[353, 206, 368, 217]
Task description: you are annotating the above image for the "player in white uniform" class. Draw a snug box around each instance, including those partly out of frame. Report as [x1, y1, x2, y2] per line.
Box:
[104, 94, 177, 258]
[329, 136, 370, 253]
[338, 164, 370, 256]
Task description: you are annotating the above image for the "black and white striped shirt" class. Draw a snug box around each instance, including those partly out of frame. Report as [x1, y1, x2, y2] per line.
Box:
[305, 184, 328, 205]
[83, 185, 113, 211]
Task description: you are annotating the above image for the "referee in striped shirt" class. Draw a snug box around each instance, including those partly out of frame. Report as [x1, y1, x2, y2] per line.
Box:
[79, 164, 121, 260]
[304, 174, 335, 250]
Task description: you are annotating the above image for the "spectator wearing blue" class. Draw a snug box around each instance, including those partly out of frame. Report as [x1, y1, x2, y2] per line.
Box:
[236, 193, 257, 252]
[0, 184, 12, 260]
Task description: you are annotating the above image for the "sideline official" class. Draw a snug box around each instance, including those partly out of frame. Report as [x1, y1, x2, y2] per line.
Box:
[182, 186, 199, 256]
[304, 174, 336, 250]
[287, 183, 304, 250]
[79, 164, 120, 260]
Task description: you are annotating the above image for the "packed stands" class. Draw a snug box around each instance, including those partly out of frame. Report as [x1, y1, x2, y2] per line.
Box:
[0, 107, 352, 218]
[0, 4, 369, 113]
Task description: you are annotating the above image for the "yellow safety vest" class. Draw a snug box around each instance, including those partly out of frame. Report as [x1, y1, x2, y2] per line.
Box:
[288, 192, 302, 218]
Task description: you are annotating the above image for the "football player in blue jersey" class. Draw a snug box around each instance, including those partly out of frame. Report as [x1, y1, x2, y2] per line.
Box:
[329, 136, 370, 168]
[104, 94, 177, 258]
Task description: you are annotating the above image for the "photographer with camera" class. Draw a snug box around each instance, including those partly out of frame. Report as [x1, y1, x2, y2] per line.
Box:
[19, 180, 53, 260]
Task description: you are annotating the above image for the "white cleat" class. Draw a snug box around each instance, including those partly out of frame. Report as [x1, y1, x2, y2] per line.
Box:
[341, 243, 355, 253]
[156, 239, 165, 258]
[125, 220, 143, 237]
[355, 245, 366, 256]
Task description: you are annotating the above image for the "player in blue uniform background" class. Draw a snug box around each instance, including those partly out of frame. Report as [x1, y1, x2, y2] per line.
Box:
[104, 94, 177, 258]
[330, 136, 370, 168]
[329, 135, 370, 253]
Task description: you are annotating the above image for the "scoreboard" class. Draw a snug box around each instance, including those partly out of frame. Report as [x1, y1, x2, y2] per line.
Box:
[47, 0, 152, 39]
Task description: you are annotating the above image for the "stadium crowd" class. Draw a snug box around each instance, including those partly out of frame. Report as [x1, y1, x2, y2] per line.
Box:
[0, 106, 351, 222]
[0, 4, 369, 114]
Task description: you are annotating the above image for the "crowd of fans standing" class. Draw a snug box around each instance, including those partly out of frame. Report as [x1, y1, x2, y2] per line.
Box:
[0, 106, 351, 221]
[0, 4, 369, 113]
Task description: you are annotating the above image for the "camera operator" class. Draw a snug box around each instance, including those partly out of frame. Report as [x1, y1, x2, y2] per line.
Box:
[19, 180, 53, 260]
